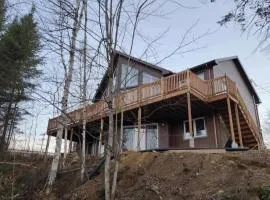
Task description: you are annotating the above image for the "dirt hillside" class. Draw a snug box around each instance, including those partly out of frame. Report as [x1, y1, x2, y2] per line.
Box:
[1, 150, 270, 200]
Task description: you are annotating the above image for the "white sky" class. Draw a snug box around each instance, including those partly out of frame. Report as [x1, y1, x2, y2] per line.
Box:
[14, 0, 270, 150]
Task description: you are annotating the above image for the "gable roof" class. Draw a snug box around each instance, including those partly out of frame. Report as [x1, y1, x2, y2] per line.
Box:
[189, 56, 261, 104]
[92, 51, 173, 102]
[93, 53, 260, 104]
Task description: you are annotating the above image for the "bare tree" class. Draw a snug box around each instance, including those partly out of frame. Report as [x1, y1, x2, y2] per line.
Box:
[81, 0, 88, 181]
[46, 0, 85, 193]
[213, 0, 270, 51]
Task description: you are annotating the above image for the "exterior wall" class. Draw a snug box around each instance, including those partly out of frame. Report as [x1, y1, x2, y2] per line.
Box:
[213, 60, 257, 122]
[114, 56, 163, 94]
[158, 122, 169, 148]
[168, 114, 218, 149]
[193, 67, 214, 80]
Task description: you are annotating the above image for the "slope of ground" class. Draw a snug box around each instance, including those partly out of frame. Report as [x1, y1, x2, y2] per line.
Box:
[1, 150, 270, 200]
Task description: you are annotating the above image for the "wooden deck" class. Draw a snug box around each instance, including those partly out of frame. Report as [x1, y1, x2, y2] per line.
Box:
[47, 70, 262, 148]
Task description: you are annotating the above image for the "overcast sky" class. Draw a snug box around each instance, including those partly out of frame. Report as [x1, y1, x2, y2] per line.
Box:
[128, 0, 270, 145]
[13, 0, 270, 150]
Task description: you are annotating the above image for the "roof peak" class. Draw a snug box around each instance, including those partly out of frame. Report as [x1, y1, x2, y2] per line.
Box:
[114, 50, 173, 75]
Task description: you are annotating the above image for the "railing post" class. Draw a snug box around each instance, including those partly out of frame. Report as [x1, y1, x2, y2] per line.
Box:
[210, 79, 213, 97]
[138, 85, 141, 104]
[187, 70, 190, 91]
[161, 77, 164, 98]
[225, 74, 228, 94]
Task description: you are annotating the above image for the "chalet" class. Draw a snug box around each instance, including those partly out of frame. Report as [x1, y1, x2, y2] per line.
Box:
[47, 51, 264, 154]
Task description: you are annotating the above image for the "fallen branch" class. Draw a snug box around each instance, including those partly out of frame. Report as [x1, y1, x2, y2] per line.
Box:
[0, 162, 38, 169]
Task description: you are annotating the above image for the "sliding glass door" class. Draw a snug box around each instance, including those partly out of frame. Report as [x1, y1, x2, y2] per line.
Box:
[145, 125, 158, 150]
[122, 124, 158, 151]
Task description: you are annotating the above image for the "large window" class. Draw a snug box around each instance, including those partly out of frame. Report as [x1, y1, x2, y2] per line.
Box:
[121, 64, 139, 88]
[142, 72, 158, 84]
[183, 117, 207, 140]
[122, 124, 158, 151]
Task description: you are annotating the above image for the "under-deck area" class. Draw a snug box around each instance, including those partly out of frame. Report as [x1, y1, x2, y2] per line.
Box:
[47, 70, 263, 152]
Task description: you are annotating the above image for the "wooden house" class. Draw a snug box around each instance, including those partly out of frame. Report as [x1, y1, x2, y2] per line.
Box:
[47, 51, 264, 154]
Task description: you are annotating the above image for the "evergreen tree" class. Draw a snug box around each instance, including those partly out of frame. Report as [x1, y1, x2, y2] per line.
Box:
[0, 2, 42, 152]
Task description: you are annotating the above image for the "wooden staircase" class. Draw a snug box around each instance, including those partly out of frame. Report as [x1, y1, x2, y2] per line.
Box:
[218, 98, 260, 149]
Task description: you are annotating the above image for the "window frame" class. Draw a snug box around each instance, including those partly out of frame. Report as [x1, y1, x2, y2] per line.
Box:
[120, 64, 139, 89]
[183, 117, 207, 140]
[142, 72, 158, 84]
[122, 123, 159, 150]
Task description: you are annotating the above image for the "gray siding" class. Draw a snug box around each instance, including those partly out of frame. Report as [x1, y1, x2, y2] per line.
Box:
[213, 60, 257, 122]
[100, 56, 163, 100]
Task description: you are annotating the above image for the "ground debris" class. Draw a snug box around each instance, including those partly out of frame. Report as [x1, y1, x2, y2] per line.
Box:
[1, 150, 270, 200]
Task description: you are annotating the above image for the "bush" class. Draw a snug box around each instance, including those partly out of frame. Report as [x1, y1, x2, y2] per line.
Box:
[0, 164, 13, 174]
[258, 186, 270, 200]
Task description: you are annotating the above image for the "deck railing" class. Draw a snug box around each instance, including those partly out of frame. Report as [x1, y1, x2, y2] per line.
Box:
[164, 70, 188, 93]
[236, 89, 261, 142]
[47, 69, 259, 142]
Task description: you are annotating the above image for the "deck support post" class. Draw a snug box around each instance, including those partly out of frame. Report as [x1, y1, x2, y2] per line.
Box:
[213, 113, 218, 148]
[98, 118, 104, 156]
[234, 103, 243, 148]
[227, 97, 236, 146]
[137, 107, 142, 151]
[69, 128, 73, 153]
[120, 111, 124, 153]
[187, 92, 194, 148]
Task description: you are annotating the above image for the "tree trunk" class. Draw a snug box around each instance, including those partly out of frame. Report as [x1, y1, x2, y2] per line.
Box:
[104, 61, 114, 200]
[111, 110, 123, 200]
[63, 128, 68, 167]
[46, 0, 84, 193]
[6, 105, 18, 150]
[81, 0, 88, 181]
[81, 118, 86, 180]
[0, 91, 14, 152]
[44, 135, 51, 163]
[105, 107, 114, 200]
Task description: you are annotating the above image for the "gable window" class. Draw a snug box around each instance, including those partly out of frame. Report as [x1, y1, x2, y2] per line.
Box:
[142, 72, 158, 84]
[121, 64, 139, 88]
[183, 117, 207, 140]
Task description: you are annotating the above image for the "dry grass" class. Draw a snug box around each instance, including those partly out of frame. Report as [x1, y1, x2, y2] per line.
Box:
[1, 150, 270, 200]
